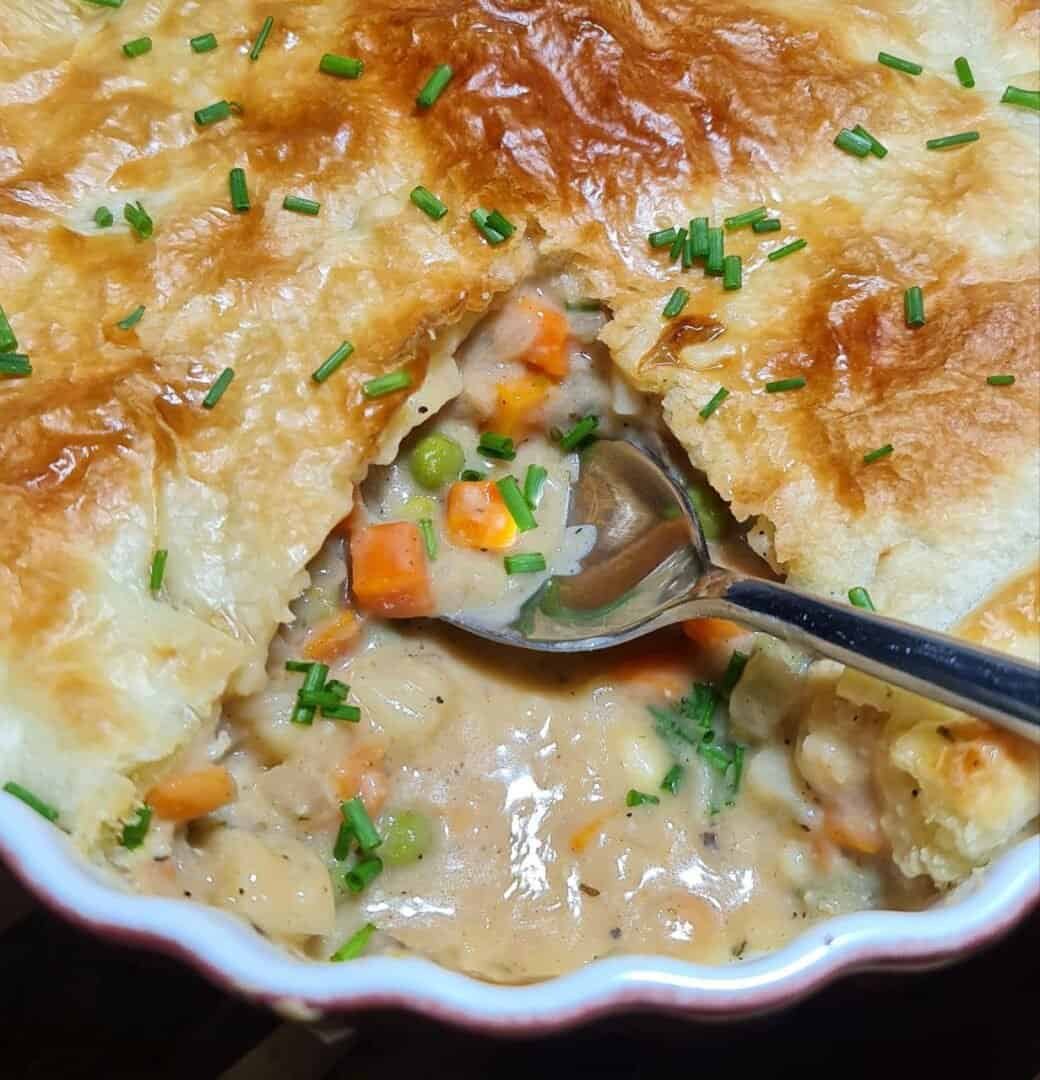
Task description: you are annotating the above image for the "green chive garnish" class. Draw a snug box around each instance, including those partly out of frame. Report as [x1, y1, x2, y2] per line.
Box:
[249, 16, 273, 61]
[342, 797, 382, 852]
[720, 650, 749, 694]
[648, 227, 677, 248]
[122, 37, 152, 58]
[834, 128, 872, 157]
[863, 443, 894, 464]
[419, 518, 438, 560]
[291, 662, 328, 725]
[323, 704, 361, 722]
[486, 209, 515, 238]
[681, 228, 695, 269]
[954, 57, 975, 88]
[477, 431, 516, 460]
[123, 201, 153, 238]
[460, 469, 486, 482]
[116, 305, 145, 330]
[345, 856, 383, 894]
[334, 821, 354, 860]
[767, 238, 806, 262]
[229, 168, 250, 213]
[194, 100, 233, 126]
[283, 194, 320, 216]
[699, 386, 729, 421]
[470, 208, 507, 245]
[312, 341, 354, 383]
[0, 306, 18, 353]
[660, 764, 684, 796]
[417, 64, 453, 108]
[565, 298, 602, 312]
[1001, 86, 1040, 111]
[559, 415, 598, 451]
[94, 206, 114, 228]
[765, 377, 806, 393]
[852, 124, 888, 158]
[362, 370, 412, 398]
[926, 131, 979, 150]
[202, 367, 234, 408]
[190, 33, 217, 54]
[325, 680, 349, 701]
[3, 781, 59, 822]
[724, 207, 767, 231]
[668, 227, 687, 263]
[523, 464, 547, 508]
[904, 286, 925, 327]
[752, 217, 780, 233]
[84, 0, 124, 7]
[878, 51, 922, 76]
[987, 374, 1015, 386]
[504, 552, 546, 574]
[121, 806, 152, 849]
[496, 475, 537, 532]
[626, 789, 660, 807]
[149, 549, 168, 592]
[722, 254, 742, 291]
[320, 53, 363, 79]
[848, 586, 875, 611]
[331, 922, 377, 961]
[285, 659, 316, 673]
[663, 287, 689, 318]
[0, 355, 31, 378]
[705, 227, 724, 276]
[689, 216, 709, 258]
[410, 186, 447, 220]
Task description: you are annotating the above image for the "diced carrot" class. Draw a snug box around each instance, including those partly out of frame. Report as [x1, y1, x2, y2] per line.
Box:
[349, 521, 434, 618]
[334, 744, 388, 814]
[303, 609, 362, 662]
[491, 373, 551, 440]
[682, 617, 747, 649]
[445, 481, 518, 550]
[570, 814, 610, 854]
[147, 766, 235, 823]
[824, 810, 884, 856]
[516, 296, 570, 379]
[612, 650, 691, 700]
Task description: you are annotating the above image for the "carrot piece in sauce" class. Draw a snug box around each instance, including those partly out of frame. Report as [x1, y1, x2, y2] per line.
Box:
[515, 296, 570, 378]
[445, 480, 518, 550]
[682, 617, 746, 649]
[349, 521, 434, 618]
[612, 650, 691, 700]
[491, 372, 551, 440]
[147, 765, 235, 822]
[303, 609, 362, 662]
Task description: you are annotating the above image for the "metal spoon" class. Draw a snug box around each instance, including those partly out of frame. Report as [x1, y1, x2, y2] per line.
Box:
[444, 439, 1040, 742]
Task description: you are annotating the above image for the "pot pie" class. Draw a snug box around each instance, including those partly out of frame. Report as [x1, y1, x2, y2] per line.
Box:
[0, 0, 1038, 977]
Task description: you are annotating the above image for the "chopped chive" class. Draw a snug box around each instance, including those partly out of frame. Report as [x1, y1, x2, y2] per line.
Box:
[720, 649, 749, 694]
[765, 377, 806, 393]
[496, 475, 537, 532]
[325, 680, 349, 700]
[878, 51, 922, 76]
[0, 355, 31, 378]
[523, 464, 548, 508]
[149, 549, 168, 593]
[722, 254, 742, 291]
[504, 552, 546, 574]
[668, 227, 687, 263]
[904, 286, 925, 327]
[298, 689, 350, 709]
[342, 797, 382, 852]
[123, 201, 153, 238]
[323, 704, 361, 722]
[662, 287, 689, 318]
[282, 194, 320, 216]
[291, 662, 328, 725]
[194, 100, 232, 126]
[410, 186, 447, 220]
[94, 206, 114, 228]
[249, 16, 273, 61]
[190, 33, 217, 53]
[319, 53, 364, 79]
[954, 57, 975, 88]
[312, 341, 354, 383]
[363, 369, 412, 398]
[120, 806, 152, 850]
[565, 298, 602, 312]
[419, 518, 438, 560]
[752, 217, 781, 233]
[116, 305, 145, 330]
[1001, 86, 1040, 111]
[122, 37, 152, 58]
[689, 216, 709, 258]
[705, 227, 724, 276]
[470, 208, 506, 245]
[460, 469, 486, 482]
[0, 306, 15, 353]
[648, 227, 677, 248]
[851, 124, 888, 158]
[625, 789, 660, 808]
[202, 367, 234, 409]
[699, 386, 730, 421]
[767, 238, 806, 262]
[834, 128, 872, 158]
[331, 922, 377, 961]
[334, 822, 355, 861]
[477, 431, 516, 461]
[848, 586, 876, 611]
[559, 415, 598, 451]
[345, 855, 383, 894]
[660, 764, 684, 796]
[681, 228, 695, 269]
[84, 0, 124, 7]
[926, 131, 979, 150]
[229, 167, 250, 213]
[987, 374, 1016, 386]
[417, 63, 453, 108]
[486, 209, 515, 238]
[724, 206, 767, 231]
[2, 782, 59, 822]
[863, 443, 894, 464]
[285, 659, 315, 673]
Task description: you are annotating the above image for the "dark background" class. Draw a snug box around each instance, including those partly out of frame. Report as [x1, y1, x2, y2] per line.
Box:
[1, 863, 1036, 1079]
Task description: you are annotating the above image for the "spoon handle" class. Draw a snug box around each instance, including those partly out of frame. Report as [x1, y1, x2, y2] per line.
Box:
[701, 575, 1040, 742]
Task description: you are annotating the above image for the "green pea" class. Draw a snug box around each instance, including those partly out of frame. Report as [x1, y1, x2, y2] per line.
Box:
[409, 433, 464, 490]
[379, 809, 433, 866]
[687, 481, 730, 541]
